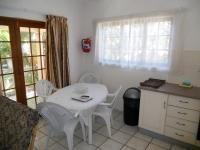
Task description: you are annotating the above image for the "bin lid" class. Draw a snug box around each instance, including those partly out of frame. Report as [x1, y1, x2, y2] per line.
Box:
[123, 88, 140, 99]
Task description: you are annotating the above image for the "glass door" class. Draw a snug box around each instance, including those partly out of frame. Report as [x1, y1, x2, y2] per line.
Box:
[20, 27, 47, 108]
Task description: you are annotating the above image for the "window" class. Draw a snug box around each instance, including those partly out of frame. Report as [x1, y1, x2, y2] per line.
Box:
[95, 16, 173, 70]
[0, 17, 46, 108]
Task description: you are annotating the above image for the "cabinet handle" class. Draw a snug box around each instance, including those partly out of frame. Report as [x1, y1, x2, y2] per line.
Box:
[179, 100, 189, 104]
[177, 112, 187, 115]
[176, 122, 186, 126]
[175, 133, 184, 137]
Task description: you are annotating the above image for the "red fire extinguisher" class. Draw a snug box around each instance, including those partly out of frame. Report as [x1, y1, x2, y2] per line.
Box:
[82, 38, 91, 53]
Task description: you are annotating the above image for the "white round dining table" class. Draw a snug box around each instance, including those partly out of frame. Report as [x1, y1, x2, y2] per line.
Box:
[46, 83, 108, 144]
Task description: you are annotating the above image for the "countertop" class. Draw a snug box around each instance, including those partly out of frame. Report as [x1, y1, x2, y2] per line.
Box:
[139, 83, 200, 100]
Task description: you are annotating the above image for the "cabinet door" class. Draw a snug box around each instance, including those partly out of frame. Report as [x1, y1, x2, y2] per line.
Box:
[139, 90, 168, 134]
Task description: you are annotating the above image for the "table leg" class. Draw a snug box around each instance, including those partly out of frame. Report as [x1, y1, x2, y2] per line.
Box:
[88, 114, 92, 144]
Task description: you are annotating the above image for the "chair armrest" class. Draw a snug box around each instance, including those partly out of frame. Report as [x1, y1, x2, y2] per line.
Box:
[74, 112, 79, 118]
[99, 102, 111, 106]
[107, 93, 115, 98]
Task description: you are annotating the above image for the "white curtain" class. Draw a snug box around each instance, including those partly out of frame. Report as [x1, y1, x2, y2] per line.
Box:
[169, 11, 185, 74]
[95, 11, 184, 72]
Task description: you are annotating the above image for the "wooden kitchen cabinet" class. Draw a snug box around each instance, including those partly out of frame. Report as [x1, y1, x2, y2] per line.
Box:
[139, 90, 168, 134]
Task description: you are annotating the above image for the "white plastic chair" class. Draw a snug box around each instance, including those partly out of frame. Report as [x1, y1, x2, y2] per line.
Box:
[37, 102, 86, 150]
[78, 73, 100, 83]
[35, 80, 57, 102]
[93, 86, 122, 137]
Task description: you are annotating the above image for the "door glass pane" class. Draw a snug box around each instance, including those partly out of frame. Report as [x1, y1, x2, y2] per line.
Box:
[23, 57, 32, 71]
[20, 27, 30, 41]
[24, 72, 34, 85]
[5, 89, 16, 100]
[34, 70, 42, 82]
[3, 74, 15, 89]
[1, 59, 13, 74]
[21, 42, 31, 56]
[31, 28, 39, 41]
[26, 85, 35, 98]
[32, 43, 40, 56]
[40, 29, 46, 41]
[0, 42, 12, 58]
[27, 98, 36, 109]
[0, 25, 10, 41]
[33, 57, 41, 69]
[41, 42, 46, 55]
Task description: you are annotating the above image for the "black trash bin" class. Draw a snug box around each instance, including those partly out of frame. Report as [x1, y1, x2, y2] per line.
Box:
[123, 88, 140, 126]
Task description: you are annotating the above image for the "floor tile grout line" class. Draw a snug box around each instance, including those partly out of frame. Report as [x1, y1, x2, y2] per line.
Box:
[150, 139, 171, 150]
[120, 129, 138, 150]
[92, 119, 139, 149]
[145, 137, 153, 150]
[93, 124, 126, 150]
[37, 129, 84, 149]
[119, 137, 133, 150]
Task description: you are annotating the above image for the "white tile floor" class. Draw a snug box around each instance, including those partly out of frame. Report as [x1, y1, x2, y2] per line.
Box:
[35, 110, 188, 150]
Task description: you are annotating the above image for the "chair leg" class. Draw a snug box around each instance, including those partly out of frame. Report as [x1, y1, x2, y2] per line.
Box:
[80, 119, 86, 141]
[45, 130, 51, 150]
[104, 116, 111, 137]
[66, 133, 73, 150]
[64, 122, 78, 150]
[92, 115, 96, 124]
[110, 113, 114, 127]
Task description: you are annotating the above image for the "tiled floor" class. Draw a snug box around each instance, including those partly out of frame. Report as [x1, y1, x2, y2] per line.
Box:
[35, 110, 188, 150]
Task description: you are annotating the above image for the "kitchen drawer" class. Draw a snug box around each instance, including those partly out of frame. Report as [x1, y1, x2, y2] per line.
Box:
[167, 106, 200, 122]
[165, 127, 196, 144]
[168, 95, 200, 111]
[166, 116, 198, 134]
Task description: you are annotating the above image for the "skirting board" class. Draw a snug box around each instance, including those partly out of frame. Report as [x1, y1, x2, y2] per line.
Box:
[139, 127, 200, 150]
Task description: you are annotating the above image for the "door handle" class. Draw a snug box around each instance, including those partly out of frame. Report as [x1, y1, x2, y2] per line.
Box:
[176, 122, 186, 126]
[177, 112, 187, 115]
[175, 133, 184, 137]
[179, 100, 189, 104]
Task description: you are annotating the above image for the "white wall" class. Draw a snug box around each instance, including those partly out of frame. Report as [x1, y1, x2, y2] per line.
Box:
[80, 0, 200, 110]
[0, 0, 83, 83]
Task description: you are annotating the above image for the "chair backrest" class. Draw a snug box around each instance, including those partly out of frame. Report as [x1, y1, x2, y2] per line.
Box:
[35, 80, 56, 98]
[109, 86, 122, 109]
[37, 102, 76, 132]
[78, 73, 99, 84]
